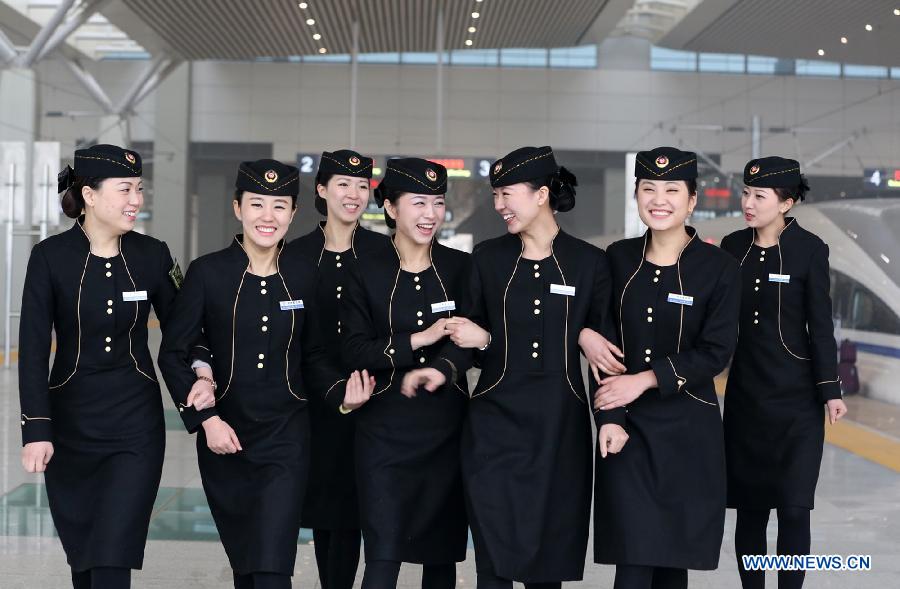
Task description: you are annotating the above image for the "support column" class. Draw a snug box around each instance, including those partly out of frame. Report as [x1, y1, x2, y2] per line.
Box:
[150, 62, 191, 264]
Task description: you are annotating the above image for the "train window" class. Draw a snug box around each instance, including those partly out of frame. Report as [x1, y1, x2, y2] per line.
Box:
[830, 270, 900, 335]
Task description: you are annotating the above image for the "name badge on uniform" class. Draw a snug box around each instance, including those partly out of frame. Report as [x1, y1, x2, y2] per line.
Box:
[550, 284, 576, 297]
[279, 299, 304, 311]
[431, 300, 456, 314]
[122, 290, 148, 302]
[667, 293, 694, 306]
[768, 273, 791, 283]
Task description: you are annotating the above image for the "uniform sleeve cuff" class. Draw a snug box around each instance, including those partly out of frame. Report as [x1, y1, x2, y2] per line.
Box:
[324, 379, 348, 412]
[434, 357, 458, 389]
[818, 379, 842, 402]
[594, 406, 626, 428]
[650, 356, 686, 398]
[21, 418, 53, 445]
[386, 333, 415, 368]
[179, 405, 217, 434]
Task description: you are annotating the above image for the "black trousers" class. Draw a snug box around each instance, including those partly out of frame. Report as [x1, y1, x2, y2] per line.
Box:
[613, 565, 687, 589]
[232, 571, 292, 589]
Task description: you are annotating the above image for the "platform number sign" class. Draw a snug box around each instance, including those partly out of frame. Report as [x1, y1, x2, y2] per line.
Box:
[297, 154, 319, 175]
[477, 159, 491, 178]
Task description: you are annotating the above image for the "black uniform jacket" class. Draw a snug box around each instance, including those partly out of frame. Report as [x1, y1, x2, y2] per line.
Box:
[340, 239, 472, 395]
[457, 230, 613, 401]
[158, 236, 346, 432]
[720, 218, 841, 402]
[19, 217, 178, 443]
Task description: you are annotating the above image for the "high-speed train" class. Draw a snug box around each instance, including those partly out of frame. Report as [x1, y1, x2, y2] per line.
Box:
[696, 199, 900, 405]
[592, 198, 900, 406]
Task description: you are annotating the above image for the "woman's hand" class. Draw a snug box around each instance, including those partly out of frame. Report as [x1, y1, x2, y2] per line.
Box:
[445, 317, 490, 349]
[400, 368, 447, 398]
[343, 369, 375, 410]
[202, 416, 242, 455]
[597, 424, 629, 458]
[411, 318, 449, 350]
[186, 378, 216, 411]
[22, 441, 54, 473]
[579, 328, 626, 382]
[826, 398, 848, 425]
[594, 372, 654, 411]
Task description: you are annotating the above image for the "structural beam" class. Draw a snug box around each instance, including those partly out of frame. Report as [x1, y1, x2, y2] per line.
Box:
[64, 57, 114, 113]
[17, 0, 76, 67]
[35, 0, 113, 62]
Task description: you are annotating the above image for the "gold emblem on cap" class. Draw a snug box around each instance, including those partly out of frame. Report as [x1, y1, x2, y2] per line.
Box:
[749, 164, 760, 175]
[349, 156, 361, 166]
[425, 168, 438, 182]
[493, 161, 503, 174]
[124, 152, 136, 165]
[655, 155, 669, 168]
[264, 170, 279, 183]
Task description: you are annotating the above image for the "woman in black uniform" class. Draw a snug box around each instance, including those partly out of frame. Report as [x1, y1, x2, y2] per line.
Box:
[404, 146, 616, 589]
[721, 157, 847, 589]
[158, 159, 374, 589]
[287, 149, 389, 589]
[340, 158, 470, 589]
[18, 144, 186, 589]
[588, 147, 741, 589]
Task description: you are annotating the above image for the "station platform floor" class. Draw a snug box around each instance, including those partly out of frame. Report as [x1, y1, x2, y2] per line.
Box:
[0, 329, 897, 588]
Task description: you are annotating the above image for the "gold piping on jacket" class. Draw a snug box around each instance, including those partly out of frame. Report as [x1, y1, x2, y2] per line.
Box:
[21, 413, 51, 422]
[49, 220, 92, 389]
[273, 241, 304, 401]
[315, 222, 359, 267]
[741, 219, 809, 361]
[427, 244, 466, 395]
[374, 238, 404, 396]
[216, 237, 253, 402]
[549, 245, 582, 403]
[119, 239, 157, 383]
[471, 238, 524, 399]
[325, 378, 347, 399]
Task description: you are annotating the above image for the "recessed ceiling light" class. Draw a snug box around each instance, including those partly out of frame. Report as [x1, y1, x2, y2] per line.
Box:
[895, 9, 900, 16]
[472, 12, 480, 18]
[817, 49, 825, 56]
[319, 47, 327, 54]
[468, 26, 476, 33]
[865, 23, 873, 31]
[465, 39, 473, 46]
[298, 2, 307, 8]
[841, 36, 847, 44]
[306, 18, 315, 26]
[313, 33, 322, 40]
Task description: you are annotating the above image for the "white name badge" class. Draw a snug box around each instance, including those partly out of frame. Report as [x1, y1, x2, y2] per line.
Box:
[431, 300, 456, 314]
[280, 299, 304, 311]
[550, 284, 576, 297]
[122, 290, 148, 302]
[667, 293, 694, 306]
[768, 273, 791, 283]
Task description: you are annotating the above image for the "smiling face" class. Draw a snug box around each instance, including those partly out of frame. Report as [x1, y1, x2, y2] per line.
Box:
[741, 185, 793, 229]
[233, 192, 296, 249]
[492, 182, 549, 234]
[318, 174, 370, 223]
[383, 192, 446, 245]
[82, 177, 143, 235]
[635, 179, 696, 231]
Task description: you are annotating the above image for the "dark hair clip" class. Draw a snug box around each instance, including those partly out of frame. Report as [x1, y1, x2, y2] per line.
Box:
[57, 165, 75, 193]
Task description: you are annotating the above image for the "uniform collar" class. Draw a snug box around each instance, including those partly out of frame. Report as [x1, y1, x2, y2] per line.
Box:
[230, 234, 286, 269]
[640, 225, 699, 260]
[748, 216, 797, 249]
[70, 215, 126, 254]
[316, 220, 360, 257]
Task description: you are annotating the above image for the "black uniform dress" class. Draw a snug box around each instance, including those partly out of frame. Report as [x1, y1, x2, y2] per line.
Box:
[721, 218, 842, 510]
[18, 217, 178, 572]
[287, 222, 390, 531]
[457, 230, 613, 583]
[158, 236, 347, 576]
[340, 239, 470, 565]
[593, 227, 740, 571]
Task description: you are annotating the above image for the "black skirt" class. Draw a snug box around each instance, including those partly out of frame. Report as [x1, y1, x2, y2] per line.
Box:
[198, 382, 310, 576]
[45, 366, 165, 571]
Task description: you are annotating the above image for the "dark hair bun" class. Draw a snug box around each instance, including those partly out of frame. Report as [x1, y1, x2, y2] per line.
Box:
[61, 187, 84, 219]
[550, 166, 577, 213]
